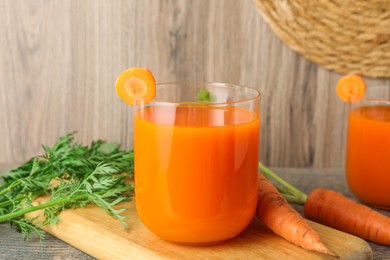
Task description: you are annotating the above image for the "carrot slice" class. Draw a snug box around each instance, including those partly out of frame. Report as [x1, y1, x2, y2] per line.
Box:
[115, 67, 156, 105]
[336, 74, 366, 102]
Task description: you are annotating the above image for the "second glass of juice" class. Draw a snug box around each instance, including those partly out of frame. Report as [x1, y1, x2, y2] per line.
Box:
[133, 82, 260, 244]
[346, 86, 390, 209]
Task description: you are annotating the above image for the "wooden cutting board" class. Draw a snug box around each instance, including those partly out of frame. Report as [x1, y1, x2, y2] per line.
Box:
[27, 200, 372, 260]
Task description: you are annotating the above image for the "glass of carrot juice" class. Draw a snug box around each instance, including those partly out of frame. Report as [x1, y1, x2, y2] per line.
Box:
[133, 82, 261, 244]
[346, 86, 390, 209]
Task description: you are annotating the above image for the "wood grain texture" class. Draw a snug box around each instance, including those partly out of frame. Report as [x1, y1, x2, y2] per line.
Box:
[25, 201, 372, 260]
[0, 0, 389, 167]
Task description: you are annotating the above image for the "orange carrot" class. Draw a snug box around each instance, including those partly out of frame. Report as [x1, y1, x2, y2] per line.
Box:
[115, 67, 156, 105]
[259, 163, 390, 246]
[304, 188, 390, 246]
[336, 74, 366, 103]
[256, 174, 338, 257]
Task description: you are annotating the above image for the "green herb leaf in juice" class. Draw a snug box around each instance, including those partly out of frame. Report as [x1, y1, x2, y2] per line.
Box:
[197, 89, 215, 102]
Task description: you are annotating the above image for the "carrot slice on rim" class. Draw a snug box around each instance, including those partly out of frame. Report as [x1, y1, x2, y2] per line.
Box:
[336, 74, 366, 103]
[115, 67, 156, 105]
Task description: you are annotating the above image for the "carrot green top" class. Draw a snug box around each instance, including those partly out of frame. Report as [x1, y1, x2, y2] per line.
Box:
[336, 74, 366, 103]
[115, 67, 156, 105]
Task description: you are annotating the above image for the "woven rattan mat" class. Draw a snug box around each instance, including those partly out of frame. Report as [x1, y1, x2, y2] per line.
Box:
[253, 0, 390, 78]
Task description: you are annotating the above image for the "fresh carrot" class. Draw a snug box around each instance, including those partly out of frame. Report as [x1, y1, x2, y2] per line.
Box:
[336, 73, 366, 103]
[256, 173, 338, 257]
[304, 188, 390, 245]
[115, 67, 156, 105]
[259, 163, 390, 246]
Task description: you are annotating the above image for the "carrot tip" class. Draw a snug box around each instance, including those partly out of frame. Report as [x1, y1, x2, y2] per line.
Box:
[256, 173, 338, 258]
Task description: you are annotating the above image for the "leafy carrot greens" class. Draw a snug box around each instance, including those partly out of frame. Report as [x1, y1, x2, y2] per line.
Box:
[0, 133, 134, 241]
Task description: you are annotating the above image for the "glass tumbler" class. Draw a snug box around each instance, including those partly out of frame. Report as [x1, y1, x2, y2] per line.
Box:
[346, 86, 390, 209]
[133, 82, 261, 244]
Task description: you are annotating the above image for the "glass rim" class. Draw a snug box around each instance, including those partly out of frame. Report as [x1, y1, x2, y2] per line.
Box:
[359, 86, 390, 105]
[361, 96, 390, 105]
[143, 81, 262, 106]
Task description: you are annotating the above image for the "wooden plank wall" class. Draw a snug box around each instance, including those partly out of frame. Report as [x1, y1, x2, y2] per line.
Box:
[0, 0, 389, 167]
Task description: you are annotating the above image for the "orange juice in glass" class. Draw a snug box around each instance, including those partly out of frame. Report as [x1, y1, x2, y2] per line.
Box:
[133, 82, 260, 244]
[346, 86, 390, 209]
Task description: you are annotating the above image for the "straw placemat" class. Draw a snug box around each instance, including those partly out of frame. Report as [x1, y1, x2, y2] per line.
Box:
[253, 0, 390, 78]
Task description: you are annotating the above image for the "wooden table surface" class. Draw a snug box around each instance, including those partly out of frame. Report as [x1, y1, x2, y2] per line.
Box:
[1, 165, 389, 259]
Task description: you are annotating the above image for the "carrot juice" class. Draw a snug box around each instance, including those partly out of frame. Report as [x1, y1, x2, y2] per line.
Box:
[346, 105, 390, 209]
[134, 104, 260, 244]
